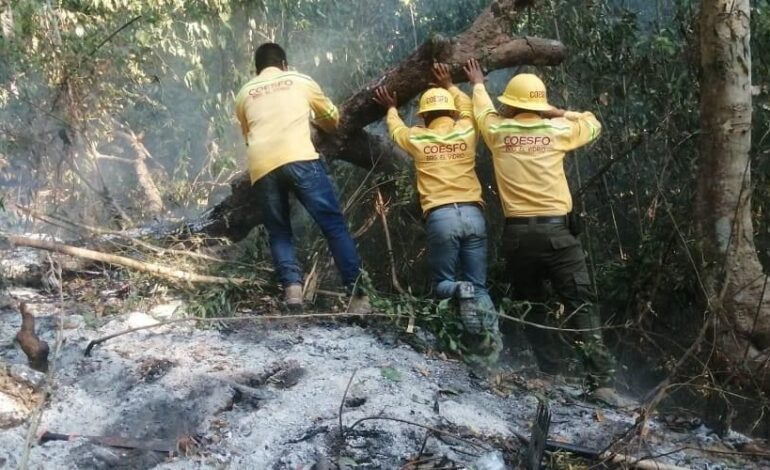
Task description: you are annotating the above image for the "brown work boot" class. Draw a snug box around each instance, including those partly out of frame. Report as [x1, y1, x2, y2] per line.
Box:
[590, 387, 637, 409]
[347, 294, 372, 315]
[284, 284, 303, 311]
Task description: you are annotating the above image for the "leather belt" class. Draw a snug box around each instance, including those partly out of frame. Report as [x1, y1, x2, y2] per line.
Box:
[424, 202, 481, 218]
[506, 215, 568, 225]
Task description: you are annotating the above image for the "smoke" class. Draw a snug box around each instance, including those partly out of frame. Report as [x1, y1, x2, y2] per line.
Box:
[0, 0, 498, 235]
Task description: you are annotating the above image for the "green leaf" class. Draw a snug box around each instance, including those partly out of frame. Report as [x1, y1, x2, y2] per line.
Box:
[380, 366, 402, 382]
[338, 456, 358, 468]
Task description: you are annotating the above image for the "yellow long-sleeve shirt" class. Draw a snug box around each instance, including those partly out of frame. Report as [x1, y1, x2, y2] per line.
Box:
[386, 85, 483, 214]
[472, 83, 601, 217]
[235, 66, 340, 183]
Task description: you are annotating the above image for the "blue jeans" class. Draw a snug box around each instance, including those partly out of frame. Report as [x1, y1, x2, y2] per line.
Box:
[254, 159, 362, 290]
[425, 204, 491, 307]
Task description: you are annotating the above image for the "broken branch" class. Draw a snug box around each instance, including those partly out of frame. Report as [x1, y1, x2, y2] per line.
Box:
[2, 234, 250, 286]
[339, 368, 359, 435]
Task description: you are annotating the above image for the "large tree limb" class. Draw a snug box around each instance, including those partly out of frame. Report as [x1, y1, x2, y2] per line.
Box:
[333, 35, 565, 137]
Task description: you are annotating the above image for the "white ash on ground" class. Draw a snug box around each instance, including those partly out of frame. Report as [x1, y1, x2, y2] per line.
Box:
[0, 287, 765, 469]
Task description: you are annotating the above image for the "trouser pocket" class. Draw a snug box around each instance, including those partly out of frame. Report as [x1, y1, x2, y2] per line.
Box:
[567, 211, 582, 236]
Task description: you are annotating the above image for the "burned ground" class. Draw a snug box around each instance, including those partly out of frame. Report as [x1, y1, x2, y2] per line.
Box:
[0, 261, 767, 468]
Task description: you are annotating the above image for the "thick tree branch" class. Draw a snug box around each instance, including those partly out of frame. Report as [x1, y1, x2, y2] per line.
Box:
[333, 36, 565, 137]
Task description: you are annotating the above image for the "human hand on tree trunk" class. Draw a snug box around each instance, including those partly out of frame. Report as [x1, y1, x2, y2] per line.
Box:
[464, 58, 485, 85]
[431, 63, 453, 89]
[373, 86, 398, 109]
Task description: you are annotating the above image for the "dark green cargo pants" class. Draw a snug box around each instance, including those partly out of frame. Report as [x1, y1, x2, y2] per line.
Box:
[502, 222, 616, 389]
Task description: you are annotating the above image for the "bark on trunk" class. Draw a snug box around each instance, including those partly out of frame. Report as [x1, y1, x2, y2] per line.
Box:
[115, 129, 165, 217]
[193, 0, 565, 241]
[696, 0, 770, 386]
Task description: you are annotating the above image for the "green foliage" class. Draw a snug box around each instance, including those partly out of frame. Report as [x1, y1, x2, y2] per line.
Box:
[369, 291, 477, 356]
[380, 366, 402, 382]
[186, 282, 245, 319]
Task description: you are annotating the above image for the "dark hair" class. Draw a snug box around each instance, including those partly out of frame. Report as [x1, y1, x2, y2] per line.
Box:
[254, 43, 287, 73]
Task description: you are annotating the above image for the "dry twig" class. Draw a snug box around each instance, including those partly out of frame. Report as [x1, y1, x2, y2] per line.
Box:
[338, 368, 359, 435]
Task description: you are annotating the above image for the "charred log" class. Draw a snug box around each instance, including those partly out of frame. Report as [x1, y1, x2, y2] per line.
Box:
[15, 302, 49, 373]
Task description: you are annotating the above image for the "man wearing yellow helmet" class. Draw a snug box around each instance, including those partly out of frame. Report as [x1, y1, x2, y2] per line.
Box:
[464, 59, 627, 406]
[373, 64, 500, 364]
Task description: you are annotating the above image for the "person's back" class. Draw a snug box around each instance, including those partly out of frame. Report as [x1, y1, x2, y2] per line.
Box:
[386, 89, 481, 214]
[373, 64, 501, 368]
[235, 52, 338, 184]
[471, 74, 601, 217]
[234, 43, 367, 313]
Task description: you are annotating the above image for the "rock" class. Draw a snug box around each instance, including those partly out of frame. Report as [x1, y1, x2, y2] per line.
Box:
[125, 312, 160, 329]
[149, 300, 185, 318]
[9, 364, 46, 390]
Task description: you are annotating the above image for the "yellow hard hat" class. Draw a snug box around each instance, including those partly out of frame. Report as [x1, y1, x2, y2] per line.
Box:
[417, 88, 456, 114]
[498, 73, 553, 111]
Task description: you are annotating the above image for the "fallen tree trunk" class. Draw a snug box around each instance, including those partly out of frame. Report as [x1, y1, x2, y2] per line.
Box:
[191, 0, 566, 241]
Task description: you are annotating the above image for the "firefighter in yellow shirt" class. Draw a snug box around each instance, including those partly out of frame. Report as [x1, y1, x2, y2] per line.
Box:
[234, 43, 368, 313]
[464, 59, 628, 406]
[373, 64, 501, 364]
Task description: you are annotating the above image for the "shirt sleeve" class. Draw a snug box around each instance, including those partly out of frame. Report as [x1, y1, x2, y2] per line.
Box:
[448, 85, 473, 124]
[554, 111, 602, 152]
[234, 88, 250, 141]
[472, 83, 502, 144]
[304, 78, 340, 133]
[386, 107, 414, 153]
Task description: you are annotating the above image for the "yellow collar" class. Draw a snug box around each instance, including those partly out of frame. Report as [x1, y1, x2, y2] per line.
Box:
[513, 112, 541, 121]
[257, 66, 285, 77]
